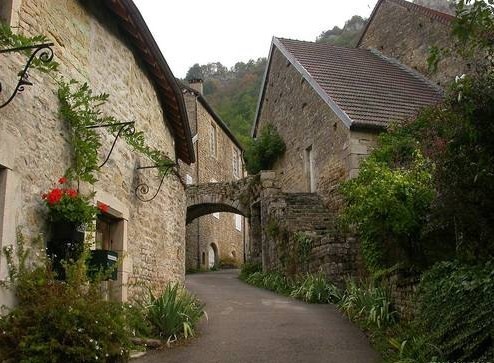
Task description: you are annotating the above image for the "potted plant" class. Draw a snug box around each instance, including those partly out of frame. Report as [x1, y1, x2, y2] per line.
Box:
[42, 177, 106, 277]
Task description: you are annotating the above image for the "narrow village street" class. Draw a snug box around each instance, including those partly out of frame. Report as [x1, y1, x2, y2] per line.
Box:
[134, 270, 379, 363]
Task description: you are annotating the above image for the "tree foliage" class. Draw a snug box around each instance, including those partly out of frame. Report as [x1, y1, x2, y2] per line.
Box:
[316, 15, 366, 47]
[184, 59, 267, 146]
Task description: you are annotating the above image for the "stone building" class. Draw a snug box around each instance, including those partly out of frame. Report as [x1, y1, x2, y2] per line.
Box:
[0, 0, 194, 304]
[251, 32, 445, 280]
[179, 80, 247, 271]
[357, 0, 468, 87]
[253, 36, 443, 210]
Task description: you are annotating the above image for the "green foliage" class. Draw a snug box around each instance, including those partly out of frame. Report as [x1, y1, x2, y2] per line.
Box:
[290, 272, 341, 304]
[145, 283, 205, 342]
[239, 262, 262, 280]
[58, 80, 111, 183]
[340, 149, 435, 272]
[244, 271, 294, 295]
[0, 22, 59, 73]
[416, 260, 494, 362]
[294, 232, 313, 268]
[245, 124, 286, 174]
[185, 59, 266, 145]
[339, 279, 397, 330]
[316, 15, 367, 46]
[0, 231, 132, 362]
[58, 79, 176, 183]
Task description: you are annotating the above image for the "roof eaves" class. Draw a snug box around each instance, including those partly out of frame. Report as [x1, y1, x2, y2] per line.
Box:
[273, 37, 353, 129]
[104, 0, 195, 164]
[252, 39, 276, 138]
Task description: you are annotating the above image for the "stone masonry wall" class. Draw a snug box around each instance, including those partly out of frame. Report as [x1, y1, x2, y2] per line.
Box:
[182, 93, 246, 270]
[0, 0, 186, 302]
[359, 0, 468, 87]
[260, 189, 359, 285]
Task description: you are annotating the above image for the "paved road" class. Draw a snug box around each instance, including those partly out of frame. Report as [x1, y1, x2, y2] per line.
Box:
[134, 270, 379, 363]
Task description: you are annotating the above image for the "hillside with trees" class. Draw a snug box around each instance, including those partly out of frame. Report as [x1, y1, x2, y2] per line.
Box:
[316, 15, 366, 46]
[184, 59, 267, 146]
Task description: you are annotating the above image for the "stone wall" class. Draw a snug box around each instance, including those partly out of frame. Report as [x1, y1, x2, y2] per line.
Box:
[181, 92, 247, 270]
[0, 0, 186, 302]
[385, 269, 420, 320]
[256, 47, 379, 212]
[358, 0, 467, 87]
[259, 179, 360, 285]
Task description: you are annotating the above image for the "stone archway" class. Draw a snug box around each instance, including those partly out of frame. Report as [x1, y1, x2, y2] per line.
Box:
[185, 176, 260, 224]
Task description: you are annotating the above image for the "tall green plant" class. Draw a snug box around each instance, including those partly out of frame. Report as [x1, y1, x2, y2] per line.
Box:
[145, 283, 205, 342]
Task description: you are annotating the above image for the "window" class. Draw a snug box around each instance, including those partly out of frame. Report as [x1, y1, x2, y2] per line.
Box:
[235, 214, 242, 231]
[211, 179, 219, 219]
[305, 145, 316, 192]
[0, 167, 6, 244]
[186, 174, 193, 185]
[209, 123, 217, 157]
[232, 147, 240, 178]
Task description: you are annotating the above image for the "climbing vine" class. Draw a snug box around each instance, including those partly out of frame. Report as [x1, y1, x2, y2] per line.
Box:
[0, 22, 59, 73]
[58, 79, 176, 184]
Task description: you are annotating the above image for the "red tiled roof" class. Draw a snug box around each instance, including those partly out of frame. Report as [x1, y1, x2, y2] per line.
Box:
[275, 38, 443, 129]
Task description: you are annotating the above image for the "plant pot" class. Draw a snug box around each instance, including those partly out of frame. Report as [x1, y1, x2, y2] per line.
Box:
[47, 220, 85, 279]
[88, 250, 118, 281]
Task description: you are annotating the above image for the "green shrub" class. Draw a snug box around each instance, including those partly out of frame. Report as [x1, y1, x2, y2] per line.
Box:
[416, 260, 494, 362]
[239, 262, 262, 280]
[245, 124, 286, 174]
[244, 271, 293, 295]
[0, 232, 132, 362]
[290, 273, 341, 303]
[340, 150, 435, 272]
[339, 279, 397, 330]
[145, 283, 205, 342]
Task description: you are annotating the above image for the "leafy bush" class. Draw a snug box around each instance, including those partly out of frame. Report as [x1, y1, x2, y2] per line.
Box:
[145, 283, 205, 342]
[416, 260, 494, 362]
[338, 279, 397, 330]
[245, 124, 286, 174]
[290, 273, 341, 303]
[341, 150, 435, 272]
[0, 232, 132, 362]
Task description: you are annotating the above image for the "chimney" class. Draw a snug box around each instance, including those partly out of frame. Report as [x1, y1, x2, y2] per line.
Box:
[188, 78, 203, 95]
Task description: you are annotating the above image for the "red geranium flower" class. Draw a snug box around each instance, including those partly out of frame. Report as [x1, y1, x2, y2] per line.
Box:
[58, 177, 68, 184]
[65, 189, 78, 198]
[46, 188, 63, 205]
[98, 202, 109, 214]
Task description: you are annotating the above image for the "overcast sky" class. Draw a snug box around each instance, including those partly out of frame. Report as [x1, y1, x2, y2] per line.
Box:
[134, 0, 377, 78]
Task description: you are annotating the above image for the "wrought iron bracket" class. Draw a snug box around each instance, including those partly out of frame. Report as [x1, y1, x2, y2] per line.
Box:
[85, 121, 136, 168]
[0, 43, 54, 109]
[134, 163, 177, 202]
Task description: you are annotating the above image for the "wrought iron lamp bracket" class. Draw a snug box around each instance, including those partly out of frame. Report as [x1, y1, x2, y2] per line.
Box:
[0, 43, 54, 109]
[134, 163, 177, 202]
[85, 121, 136, 168]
